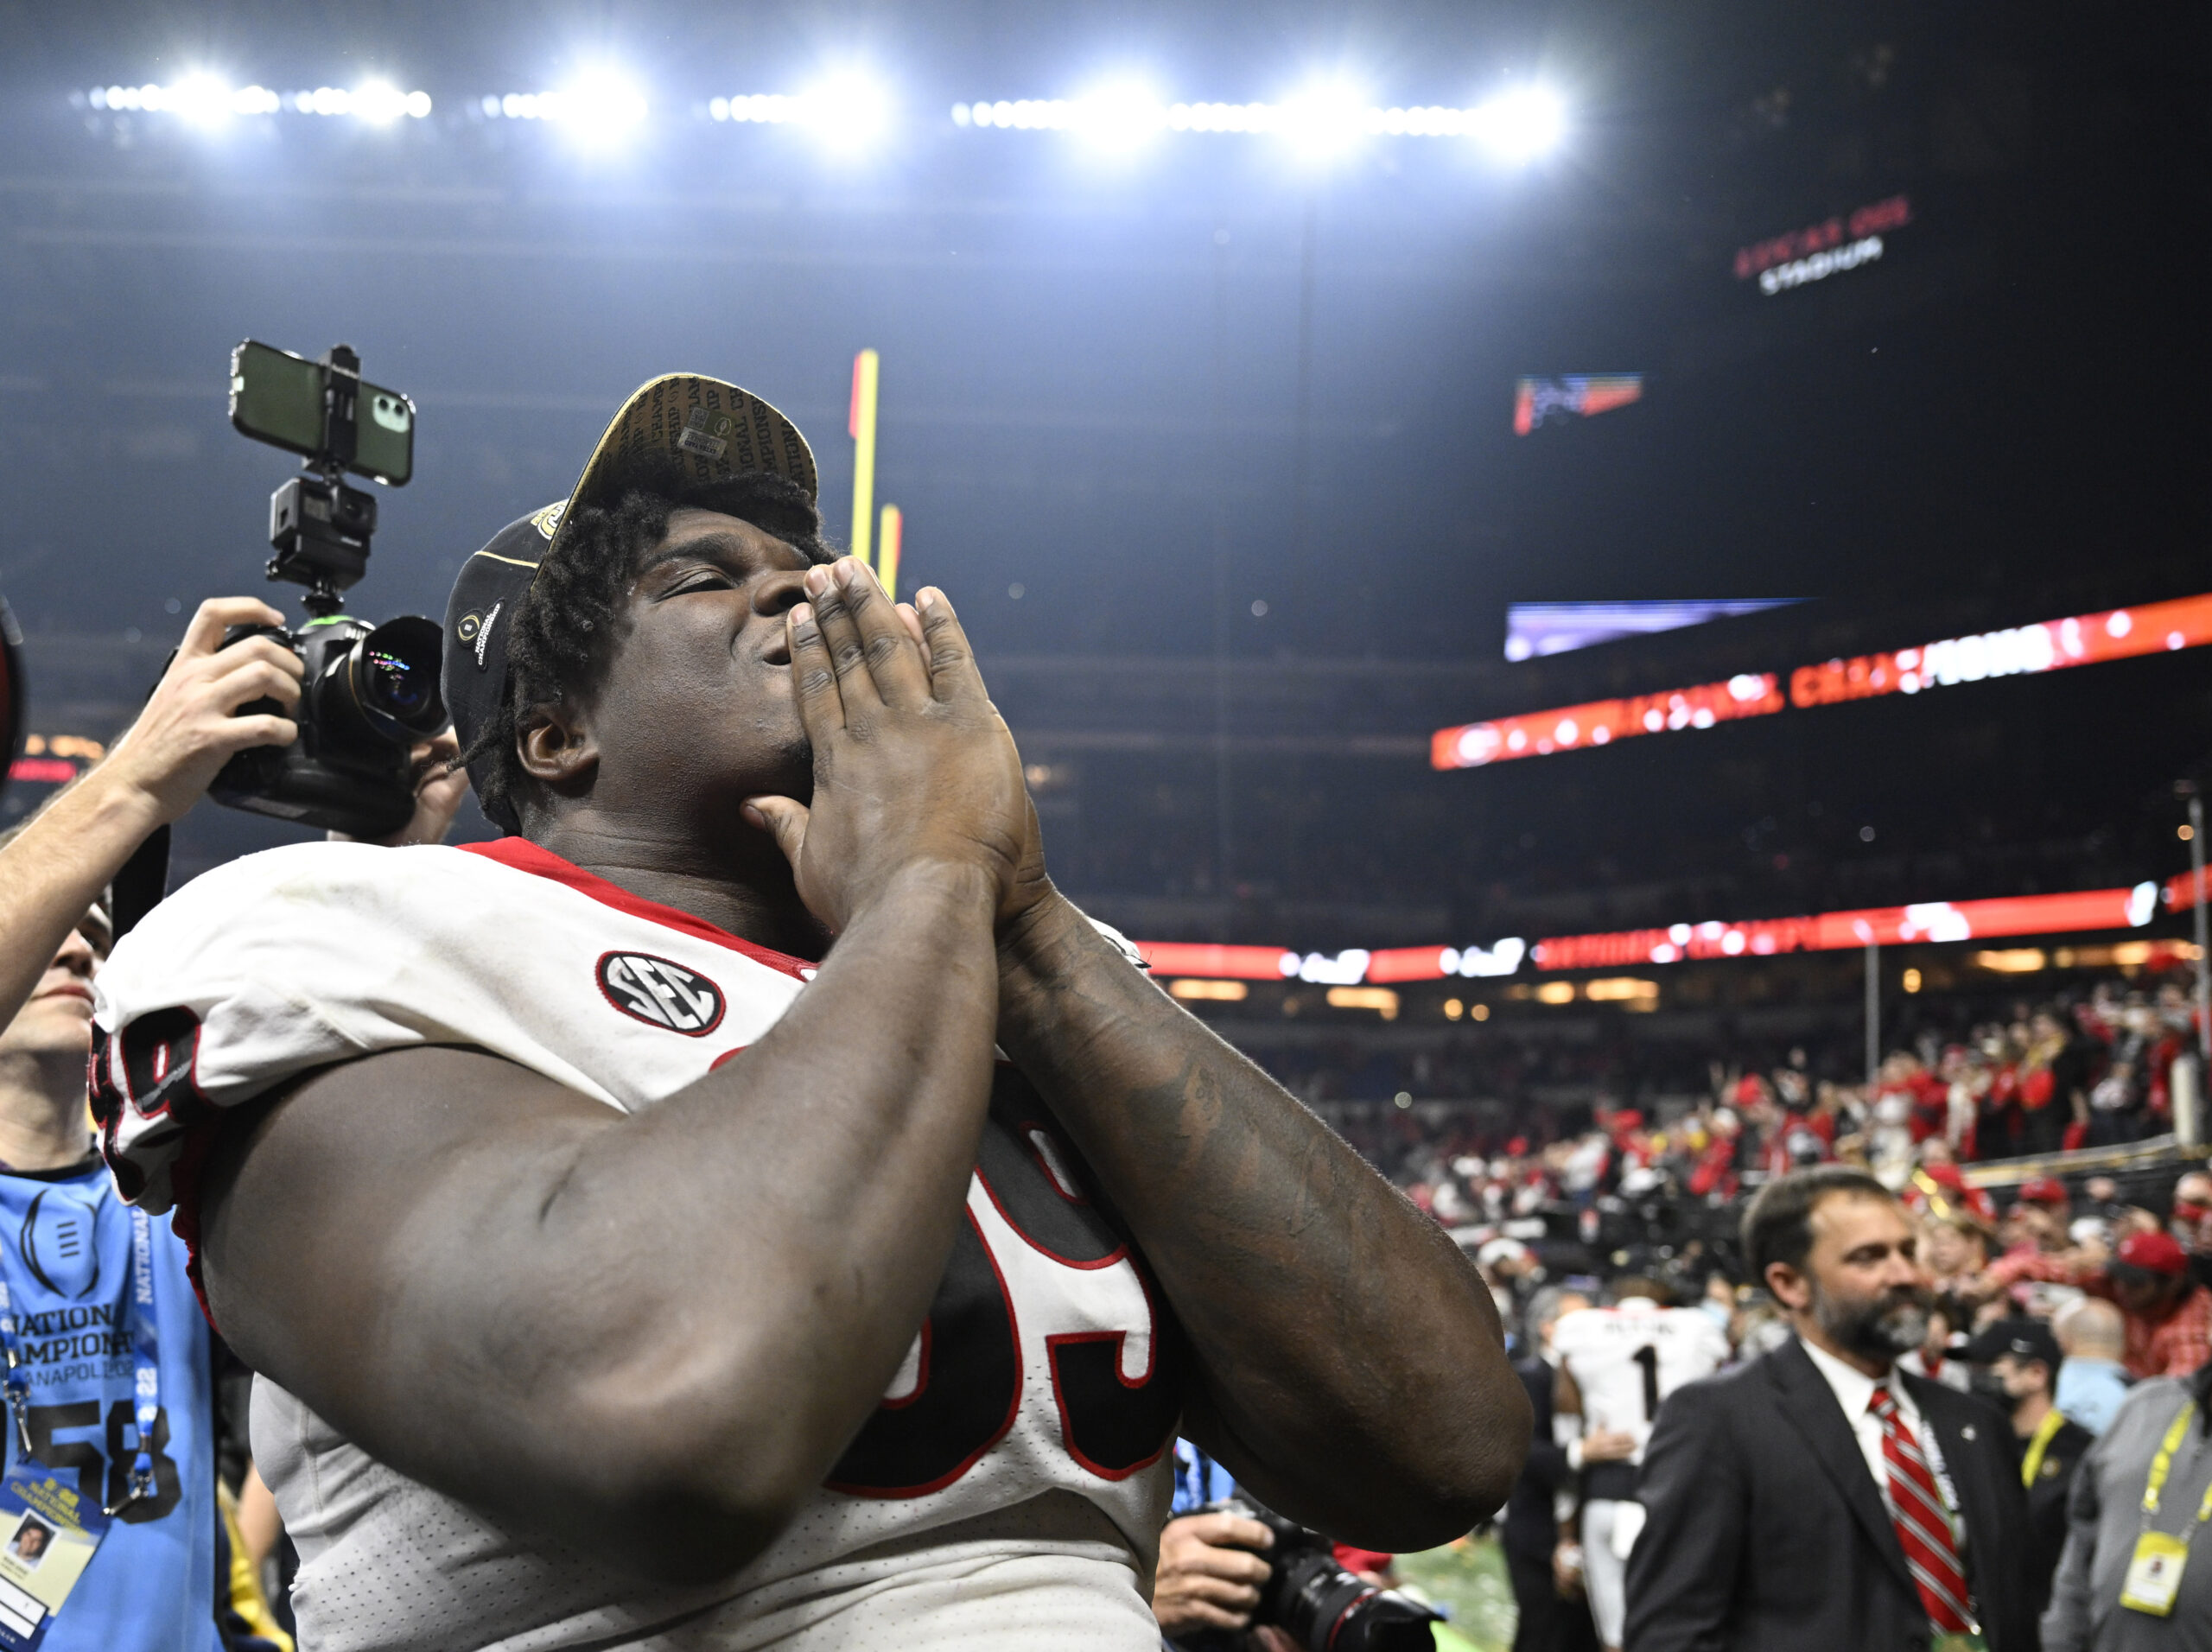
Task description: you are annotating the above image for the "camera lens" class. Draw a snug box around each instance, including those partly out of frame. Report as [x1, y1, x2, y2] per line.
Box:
[347, 616, 446, 739]
[365, 644, 430, 719]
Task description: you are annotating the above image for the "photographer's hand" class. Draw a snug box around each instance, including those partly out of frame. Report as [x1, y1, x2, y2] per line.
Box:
[1153, 1512, 1275, 1637]
[100, 597, 303, 824]
[332, 730, 470, 848]
[0, 596, 302, 1029]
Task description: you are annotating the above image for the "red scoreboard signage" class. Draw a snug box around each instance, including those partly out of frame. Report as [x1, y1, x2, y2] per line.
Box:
[1529, 886, 2160, 972]
[1434, 590, 2212, 772]
[1130, 874, 2200, 988]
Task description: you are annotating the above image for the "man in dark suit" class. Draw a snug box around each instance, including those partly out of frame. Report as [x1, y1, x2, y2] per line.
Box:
[1625, 1165, 2038, 1652]
[1505, 1287, 1602, 1652]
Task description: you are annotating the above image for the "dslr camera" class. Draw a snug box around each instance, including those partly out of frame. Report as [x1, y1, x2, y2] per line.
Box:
[1179, 1500, 1442, 1652]
[209, 341, 446, 838]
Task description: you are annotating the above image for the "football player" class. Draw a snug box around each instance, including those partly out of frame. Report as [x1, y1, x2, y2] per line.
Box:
[1553, 1279, 1729, 1652]
[92, 377, 1528, 1649]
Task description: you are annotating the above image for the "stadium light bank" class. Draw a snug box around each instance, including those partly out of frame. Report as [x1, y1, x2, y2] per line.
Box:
[952, 84, 1566, 161]
[79, 74, 1566, 161]
[85, 79, 430, 120]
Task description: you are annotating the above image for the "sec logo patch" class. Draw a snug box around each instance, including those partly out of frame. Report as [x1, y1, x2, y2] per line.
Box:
[596, 952, 726, 1036]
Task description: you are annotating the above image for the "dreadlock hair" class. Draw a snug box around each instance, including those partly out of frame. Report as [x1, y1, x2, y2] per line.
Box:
[463, 458, 835, 834]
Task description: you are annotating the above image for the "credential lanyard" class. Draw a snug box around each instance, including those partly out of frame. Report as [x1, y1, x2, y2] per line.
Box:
[2022, 1407, 2067, 1490]
[0, 1196, 160, 1515]
[2141, 1400, 2212, 1534]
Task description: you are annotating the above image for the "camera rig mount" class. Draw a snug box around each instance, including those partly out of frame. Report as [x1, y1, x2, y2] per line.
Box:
[266, 344, 378, 617]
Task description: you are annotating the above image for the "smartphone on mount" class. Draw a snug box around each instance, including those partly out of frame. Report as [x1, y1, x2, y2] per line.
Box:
[229, 339, 416, 486]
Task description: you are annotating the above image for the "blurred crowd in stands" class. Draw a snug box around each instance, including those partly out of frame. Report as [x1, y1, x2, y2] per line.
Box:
[1291, 975, 2204, 1197]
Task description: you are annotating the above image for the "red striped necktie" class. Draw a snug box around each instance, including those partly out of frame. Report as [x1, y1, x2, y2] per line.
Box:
[1867, 1386, 1974, 1635]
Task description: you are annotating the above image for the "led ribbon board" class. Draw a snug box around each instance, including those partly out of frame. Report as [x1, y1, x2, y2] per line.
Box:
[1529, 886, 2163, 972]
[1433, 590, 2212, 772]
[1134, 876, 2202, 988]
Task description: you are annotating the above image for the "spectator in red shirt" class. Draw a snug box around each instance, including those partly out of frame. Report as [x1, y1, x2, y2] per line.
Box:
[2017, 1174, 2071, 1223]
[2101, 1231, 2212, 1379]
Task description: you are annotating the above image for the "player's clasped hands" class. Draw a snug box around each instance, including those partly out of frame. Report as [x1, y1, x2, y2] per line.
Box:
[743, 557, 1033, 936]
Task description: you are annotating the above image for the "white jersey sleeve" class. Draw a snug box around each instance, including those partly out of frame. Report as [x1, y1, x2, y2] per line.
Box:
[90, 839, 808, 1216]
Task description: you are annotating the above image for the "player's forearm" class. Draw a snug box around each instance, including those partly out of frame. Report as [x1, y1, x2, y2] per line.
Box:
[207, 862, 1006, 1580]
[535, 863, 1006, 1520]
[0, 766, 162, 1019]
[993, 892, 1526, 1544]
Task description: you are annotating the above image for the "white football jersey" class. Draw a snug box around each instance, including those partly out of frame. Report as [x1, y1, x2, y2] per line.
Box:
[92, 838, 1178, 1652]
[1552, 1299, 1728, 1458]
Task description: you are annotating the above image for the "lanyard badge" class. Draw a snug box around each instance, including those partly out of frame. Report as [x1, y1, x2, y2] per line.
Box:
[0, 1197, 162, 1647]
[2121, 1399, 2212, 1617]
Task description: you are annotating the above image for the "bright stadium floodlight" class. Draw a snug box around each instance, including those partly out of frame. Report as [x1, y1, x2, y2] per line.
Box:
[1070, 82, 1167, 151]
[795, 72, 892, 150]
[1277, 82, 1368, 159]
[547, 69, 650, 143]
[707, 75, 891, 150]
[164, 73, 236, 124]
[349, 80, 410, 124]
[1467, 86, 1565, 162]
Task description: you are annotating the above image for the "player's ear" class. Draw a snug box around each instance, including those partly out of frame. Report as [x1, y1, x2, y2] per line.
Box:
[517, 700, 600, 794]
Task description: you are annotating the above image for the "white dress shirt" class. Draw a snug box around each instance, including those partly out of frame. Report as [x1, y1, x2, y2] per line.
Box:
[1798, 1335, 1962, 1523]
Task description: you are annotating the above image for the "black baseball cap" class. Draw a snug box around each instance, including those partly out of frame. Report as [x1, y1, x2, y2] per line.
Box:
[443, 374, 818, 826]
[1961, 1317, 2063, 1372]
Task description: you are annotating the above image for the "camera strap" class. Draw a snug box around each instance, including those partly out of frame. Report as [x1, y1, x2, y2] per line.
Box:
[102, 1210, 162, 1518]
[108, 825, 169, 943]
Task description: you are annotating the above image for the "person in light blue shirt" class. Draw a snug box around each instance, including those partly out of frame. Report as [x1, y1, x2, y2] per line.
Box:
[2055, 1295, 2133, 1435]
[0, 910, 227, 1651]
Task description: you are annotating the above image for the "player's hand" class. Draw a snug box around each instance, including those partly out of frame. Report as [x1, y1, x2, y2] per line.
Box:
[1151, 1511, 1274, 1636]
[742, 559, 1029, 934]
[886, 596, 1056, 928]
[95, 597, 302, 829]
[1580, 1428, 1638, 1463]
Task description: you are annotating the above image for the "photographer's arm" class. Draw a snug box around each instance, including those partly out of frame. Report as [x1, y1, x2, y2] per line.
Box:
[0, 598, 299, 1013]
[992, 895, 1529, 1549]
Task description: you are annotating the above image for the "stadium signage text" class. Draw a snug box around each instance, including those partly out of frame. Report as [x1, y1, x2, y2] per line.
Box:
[1734, 194, 1911, 287]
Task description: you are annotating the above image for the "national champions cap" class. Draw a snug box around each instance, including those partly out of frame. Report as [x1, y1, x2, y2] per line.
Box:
[443, 374, 818, 826]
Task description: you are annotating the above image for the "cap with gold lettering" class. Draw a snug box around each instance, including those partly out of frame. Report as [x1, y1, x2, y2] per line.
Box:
[442, 374, 817, 826]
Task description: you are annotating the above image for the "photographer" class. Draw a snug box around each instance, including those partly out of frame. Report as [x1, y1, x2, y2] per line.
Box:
[0, 595, 461, 1650]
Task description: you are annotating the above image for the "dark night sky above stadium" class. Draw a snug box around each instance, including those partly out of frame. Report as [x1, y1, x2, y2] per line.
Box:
[2, 1, 2207, 932]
